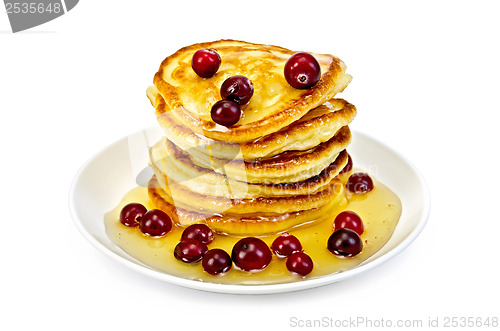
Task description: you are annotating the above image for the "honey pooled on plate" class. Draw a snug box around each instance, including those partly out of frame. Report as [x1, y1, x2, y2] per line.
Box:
[104, 171, 402, 285]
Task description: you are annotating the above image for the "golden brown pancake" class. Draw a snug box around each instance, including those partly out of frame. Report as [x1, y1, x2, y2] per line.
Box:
[148, 85, 356, 160]
[150, 175, 344, 215]
[151, 40, 352, 143]
[150, 126, 351, 184]
[148, 176, 347, 236]
[149, 150, 349, 198]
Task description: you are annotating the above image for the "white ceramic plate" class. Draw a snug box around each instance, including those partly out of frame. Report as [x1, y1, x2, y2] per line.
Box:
[69, 127, 430, 294]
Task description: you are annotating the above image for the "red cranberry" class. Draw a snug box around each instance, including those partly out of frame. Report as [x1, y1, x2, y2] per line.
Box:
[211, 100, 242, 126]
[271, 233, 302, 258]
[334, 211, 364, 235]
[340, 153, 353, 174]
[174, 239, 208, 263]
[327, 228, 363, 257]
[284, 52, 321, 89]
[286, 252, 314, 276]
[220, 75, 254, 105]
[346, 172, 374, 194]
[202, 249, 232, 275]
[231, 237, 272, 271]
[181, 224, 214, 245]
[139, 209, 172, 237]
[119, 203, 147, 227]
[191, 48, 221, 78]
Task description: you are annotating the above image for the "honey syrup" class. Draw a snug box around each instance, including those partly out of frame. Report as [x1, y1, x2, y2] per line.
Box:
[104, 171, 402, 285]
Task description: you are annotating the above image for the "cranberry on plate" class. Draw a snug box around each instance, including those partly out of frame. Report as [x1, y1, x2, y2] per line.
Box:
[286, 252, 314, 276]
[139, 209, 172, 237]
[181, 224, 214, 245]
[119, 203, 147, 227]
[174, 239, 208, 263]
[334, 211, 364, 235]
[271, 233, 302, 258]
[327, 228, 363, 257]
[346, 172, 374, 194]
[202, 249, 232, 275]
[231, 237, 272, 271]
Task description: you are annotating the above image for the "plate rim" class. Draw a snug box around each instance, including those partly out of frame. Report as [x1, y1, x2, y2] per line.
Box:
[69, 128, 430, 294]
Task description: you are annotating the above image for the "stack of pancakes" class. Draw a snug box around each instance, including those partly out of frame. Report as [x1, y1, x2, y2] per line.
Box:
[146, 40, 356, 235]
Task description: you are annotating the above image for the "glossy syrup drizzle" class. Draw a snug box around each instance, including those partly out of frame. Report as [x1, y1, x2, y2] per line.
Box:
[104, 171, 402, 285]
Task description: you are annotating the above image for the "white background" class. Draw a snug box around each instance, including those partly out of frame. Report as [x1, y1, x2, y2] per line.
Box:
[1, 1, 499, 330]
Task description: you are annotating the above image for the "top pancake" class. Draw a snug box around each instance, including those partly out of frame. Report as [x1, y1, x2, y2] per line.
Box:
[152, 40, 352, 143]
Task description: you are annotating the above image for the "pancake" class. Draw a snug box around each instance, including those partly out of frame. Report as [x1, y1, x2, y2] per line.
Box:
[148, 85, 356, 160]
[148, 176, 347, 236]
[149, 150, 349, 198]
[150, 126, 351, 184]
[150, 174, 344, 215]
[152, 40, 352, 143]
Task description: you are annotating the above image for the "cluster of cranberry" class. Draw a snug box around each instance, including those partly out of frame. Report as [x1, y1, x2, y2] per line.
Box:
[191, 48, 253, 127]
[119, 205, 313, 276]
[118, 204, 229, 275]
[119, 203, 369, 275]
[191, 48, 322, 127]
[328, 211, 364, 257]
[173, 224, 233, 275]
[119, 204, 172, 237]
[326, 154, 375, 257]
[272, 233, 313, 276]
[118, 206, 314, 276]
[173, 228, 314, 276]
